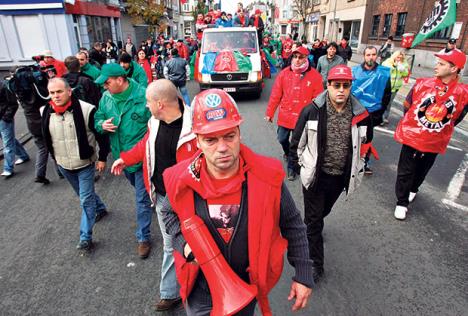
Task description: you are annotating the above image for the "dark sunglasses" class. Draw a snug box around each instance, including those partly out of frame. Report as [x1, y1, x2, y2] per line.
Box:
[330, 82, 352, 89]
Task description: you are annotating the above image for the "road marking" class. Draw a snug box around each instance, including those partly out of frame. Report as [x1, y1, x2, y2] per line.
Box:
[445, 153, 468, 201]
[442, 199, 468, 212]
[374, 127, 464, 152]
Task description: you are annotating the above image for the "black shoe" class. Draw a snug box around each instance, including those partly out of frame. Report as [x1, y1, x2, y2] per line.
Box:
[154, 298, 182, 311]
[95, 210, 108, 223]
[76, 240, 93, 252]
[34, 176, 50, 185]
[287, 170, 297, 181]
[364, 166, 373, 175]
[312, 266, 324, 283]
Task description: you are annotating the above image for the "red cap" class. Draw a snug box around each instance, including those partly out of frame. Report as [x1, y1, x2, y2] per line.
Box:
[327, 65, 353, 81]
[192, 89, 243, 135]
[292, 46, 309, 56]
[435, 48, 467, 69]
[255, 9, 262, 15]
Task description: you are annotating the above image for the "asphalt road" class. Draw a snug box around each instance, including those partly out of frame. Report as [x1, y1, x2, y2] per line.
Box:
[1, 77, 467, 316]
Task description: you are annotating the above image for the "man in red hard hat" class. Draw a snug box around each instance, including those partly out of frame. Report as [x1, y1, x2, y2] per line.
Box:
[290, 64, 373, 282]
[266, 46, 323, 181]
[393, 49, 468, 220]
[161, 89, 314, 315]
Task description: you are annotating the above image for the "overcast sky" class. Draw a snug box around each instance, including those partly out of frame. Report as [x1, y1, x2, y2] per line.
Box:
[221, 0, 254, 14]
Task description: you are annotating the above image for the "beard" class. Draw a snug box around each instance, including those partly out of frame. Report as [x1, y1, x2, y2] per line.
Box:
[365, 60, 375, 67]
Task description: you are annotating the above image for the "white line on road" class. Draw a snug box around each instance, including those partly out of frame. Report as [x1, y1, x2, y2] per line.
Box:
[442, 199, 468, 212]
[445, 153, 468, 201]
[374, 127, 464, 152]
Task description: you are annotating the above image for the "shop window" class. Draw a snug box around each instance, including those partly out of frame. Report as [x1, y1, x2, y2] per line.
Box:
[371, 15, 380, 37]
[382, 14, 392, 37]
[395, 12, 407, 37]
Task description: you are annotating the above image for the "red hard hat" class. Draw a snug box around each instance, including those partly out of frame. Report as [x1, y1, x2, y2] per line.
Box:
[292, 46, 309, 56]
[434, 48, 467, 69]
[192, 89, 243, 135]
[327, 65, 353, 81]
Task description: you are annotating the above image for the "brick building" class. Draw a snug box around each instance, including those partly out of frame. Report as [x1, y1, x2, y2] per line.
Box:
[361, 0, 467, 75]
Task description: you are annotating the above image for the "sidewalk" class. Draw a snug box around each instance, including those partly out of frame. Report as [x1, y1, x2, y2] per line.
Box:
[348, 57, 468, 137]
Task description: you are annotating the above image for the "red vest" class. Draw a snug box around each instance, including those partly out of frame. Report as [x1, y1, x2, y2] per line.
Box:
[395, 77, 468, 154]
[163, 144, 287, 316]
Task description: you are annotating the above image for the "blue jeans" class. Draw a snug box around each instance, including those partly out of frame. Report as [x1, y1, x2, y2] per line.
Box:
[155, 193, 179, 299]
[277, 126, 294, 172]
[58, 163, 107, 241]
[178, 85, 191, 107]
[0, 119, 29, 173]
[124, 168, 153, 242]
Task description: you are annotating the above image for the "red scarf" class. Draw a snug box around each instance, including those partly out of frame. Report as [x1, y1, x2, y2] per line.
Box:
[239, 16, 245, 26]
[49, 99, 72, 114]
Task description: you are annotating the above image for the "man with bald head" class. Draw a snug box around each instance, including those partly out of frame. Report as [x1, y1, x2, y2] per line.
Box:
[111, 79, 197, 311]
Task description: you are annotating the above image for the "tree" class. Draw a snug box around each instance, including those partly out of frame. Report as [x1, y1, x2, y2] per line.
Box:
[293, 0, 313, 39]
[126, 0, 165, 34]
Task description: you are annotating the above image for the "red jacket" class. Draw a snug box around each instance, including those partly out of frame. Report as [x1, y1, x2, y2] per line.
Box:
[41, 59, 67, 78]
[265, 66, 324, 129]
[281, 40, 293, 59]
[120, 102, 197, 203]
[163, 144, 287, 316]
[395, 77, 468, 154]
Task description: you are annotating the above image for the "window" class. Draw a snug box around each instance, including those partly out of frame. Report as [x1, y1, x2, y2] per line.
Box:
[430, 25, 454, 39]
[382, 14, 392, 37]
[371, 15, 380, 37]
[182, 3, 190, 12]
[395, 12, 407, 37]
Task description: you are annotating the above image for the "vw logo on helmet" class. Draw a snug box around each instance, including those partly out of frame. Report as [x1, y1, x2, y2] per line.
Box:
[205, 93, 222, 108]
[226, 74, 233, 80]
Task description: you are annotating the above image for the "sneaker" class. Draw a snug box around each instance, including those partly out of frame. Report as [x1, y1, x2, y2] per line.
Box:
[34, 176, 50, 185]
[364, 166, 373, 175]
[154, 298, 182, 311]
[287, 170, 297, 181]
[138, 241, 151, 259]
[15, 158, 30, 165]
[408, 192, 417, 203]
[394, 205, 408, 220]
[1, 171, 14, 179]
[95, 210, 108, 223]
[76, 240, 93, 251]
[312, 266, 324, 283]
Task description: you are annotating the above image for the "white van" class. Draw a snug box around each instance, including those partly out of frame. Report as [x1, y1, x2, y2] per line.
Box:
[195, 27, 263, 98]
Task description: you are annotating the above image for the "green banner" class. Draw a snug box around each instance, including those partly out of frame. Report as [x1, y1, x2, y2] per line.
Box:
[411, 0, 456, 48]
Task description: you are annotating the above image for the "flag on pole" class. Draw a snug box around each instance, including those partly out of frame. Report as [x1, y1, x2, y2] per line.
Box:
[411, 0, 457, 48]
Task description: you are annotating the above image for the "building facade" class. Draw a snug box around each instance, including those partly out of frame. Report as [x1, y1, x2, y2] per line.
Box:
[0, 0, 122, 69]
[361, 0, 467, 73]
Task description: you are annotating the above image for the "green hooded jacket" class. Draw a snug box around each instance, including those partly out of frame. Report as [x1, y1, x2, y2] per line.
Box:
[81, 62, 101, 81]
[127, 61, 148, 88]
[94, 79, 151, 173]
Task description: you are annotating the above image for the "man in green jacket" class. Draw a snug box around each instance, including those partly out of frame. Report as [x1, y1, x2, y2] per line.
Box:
[94, 64, 153, 258]
[119, 53, 148, 88]
[76, 51, 101, 81]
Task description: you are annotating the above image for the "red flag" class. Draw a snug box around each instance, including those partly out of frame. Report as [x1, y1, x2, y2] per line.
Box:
[180, 0, 187, 4]
[214, 51, 239, 72]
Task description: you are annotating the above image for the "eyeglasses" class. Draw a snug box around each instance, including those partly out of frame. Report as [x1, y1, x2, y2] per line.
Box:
[330, 82, 352, 90]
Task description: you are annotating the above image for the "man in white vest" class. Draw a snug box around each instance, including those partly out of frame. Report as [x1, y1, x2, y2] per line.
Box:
[42, 78, 110, 252]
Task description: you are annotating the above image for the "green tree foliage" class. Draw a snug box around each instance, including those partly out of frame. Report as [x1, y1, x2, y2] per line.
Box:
[127, 0, 165, 33]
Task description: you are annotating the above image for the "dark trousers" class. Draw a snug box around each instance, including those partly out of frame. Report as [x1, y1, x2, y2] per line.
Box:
[395, 145, 437, 207]
[277, 126, 295, 172]
[303, 171, 345, 268]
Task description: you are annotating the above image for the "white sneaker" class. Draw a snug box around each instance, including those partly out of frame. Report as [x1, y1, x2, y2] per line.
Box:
[15, 158, 29, 165]
[408, 192, 417, 203]
[394, 206, 408, 220]
[1, 170, 12, 177]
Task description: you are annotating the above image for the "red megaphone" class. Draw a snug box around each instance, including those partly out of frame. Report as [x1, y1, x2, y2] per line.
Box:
[181, 215, 258, 316]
